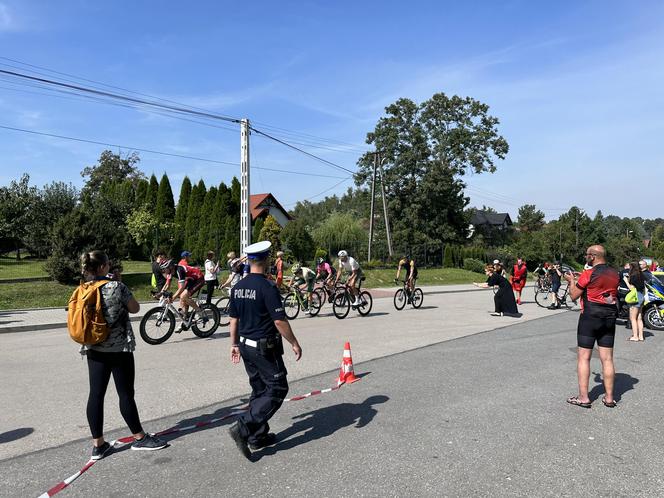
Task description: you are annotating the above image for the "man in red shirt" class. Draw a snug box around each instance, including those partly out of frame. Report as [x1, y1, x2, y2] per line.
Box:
[511, 257, 528, 305]
[564, 245, 620, 408]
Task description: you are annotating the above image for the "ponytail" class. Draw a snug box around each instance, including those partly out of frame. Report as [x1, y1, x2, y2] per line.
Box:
[81, 250, 109, 281]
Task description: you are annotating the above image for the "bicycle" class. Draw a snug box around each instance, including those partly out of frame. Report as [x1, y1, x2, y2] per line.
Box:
[212, 287, 231, 327]
[313, 279, 346, 307]
[393, 279, 423, 310]
[534, 282, 571, 309]
[140, 291, 220, 345]
[332, 280, 372, 319]
[283, 283, 322, 319]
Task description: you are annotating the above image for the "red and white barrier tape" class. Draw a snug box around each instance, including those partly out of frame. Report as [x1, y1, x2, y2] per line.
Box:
[37, 384, 344, 497]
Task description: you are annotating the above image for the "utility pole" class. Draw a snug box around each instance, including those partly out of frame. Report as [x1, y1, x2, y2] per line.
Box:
[240, 119, 251, 253]
[378, 158, 393, 257]
[367, 153, 378, 261]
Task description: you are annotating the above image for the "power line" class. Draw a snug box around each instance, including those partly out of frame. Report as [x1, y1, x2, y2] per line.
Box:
[250, 126, 356, 175]
[0, 124, 347, 179]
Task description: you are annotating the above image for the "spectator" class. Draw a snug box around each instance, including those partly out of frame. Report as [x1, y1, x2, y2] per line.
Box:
[151, 251, 168, 290]
[618, 263, 631, 330]
[565, 245, 620, 409]
[639, 259, 655, 284]
[511, 257, 527, 305]
[548, 262, 563, 309]
[79, 250, 167, 459]
[275, 251, 285, 289]
[204, 251, 220, 305]
[473, 263, 519, 316]
[625, 261, 645, 341]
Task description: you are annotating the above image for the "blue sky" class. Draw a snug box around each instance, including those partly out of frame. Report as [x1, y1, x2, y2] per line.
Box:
[0, 1, 662, 219]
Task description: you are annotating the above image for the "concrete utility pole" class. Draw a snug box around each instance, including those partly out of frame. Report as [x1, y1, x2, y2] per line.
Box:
[240, 119, 251, 253]
[367, 153, 378, 261]
[378, 157, 393, 257]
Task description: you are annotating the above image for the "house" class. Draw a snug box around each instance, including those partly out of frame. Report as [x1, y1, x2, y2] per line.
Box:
[250, 193, 293, 227]
[470, 211, 513, 230]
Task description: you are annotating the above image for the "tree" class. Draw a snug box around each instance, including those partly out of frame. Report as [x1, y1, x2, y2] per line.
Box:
[252, 218, 264, 244]
[80, 150, 144, 198]
[145, 174, 159, 210]
[126, 206, 160, 246]
[172, 177, 192, 256]
[155, 174, 175, 221]
[195, 186, 217, 261]
[311, 212, 365, 257]
[0, 174, 38, 258]
[355, 93, 507, 246]
[517, 204, 545, 233]
[185, 180, 206, 254]
[135, 179, 149, 207]
[259, 215, 282, 256]
[282, 219, 315, 262]
[443, 245, 454, 267]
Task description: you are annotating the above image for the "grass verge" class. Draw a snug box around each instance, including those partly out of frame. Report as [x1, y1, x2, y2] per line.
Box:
[0, 259, 152, 280]
[0, 267, 483, 310]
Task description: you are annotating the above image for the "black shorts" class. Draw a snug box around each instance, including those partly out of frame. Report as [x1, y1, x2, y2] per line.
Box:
[577, 313, 616, 349]
[184, 277, 205, 294]
[551, 281, 561, 293]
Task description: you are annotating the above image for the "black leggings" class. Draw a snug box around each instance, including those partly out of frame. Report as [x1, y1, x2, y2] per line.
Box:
[86, 350, 143, 438]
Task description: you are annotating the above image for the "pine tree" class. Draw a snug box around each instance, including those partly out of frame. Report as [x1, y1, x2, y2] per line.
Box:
[196, 186, 217, 260]
[185, 180, 206, 255]
[135, 179, 149, 207]
[145, 174, 159, 211]
[443, 245, 454, 267]
[172, 176, 192, 257]
[252, 218, 264, 243]
[259, 215, 283, 256]
[155, 173, 175, 221]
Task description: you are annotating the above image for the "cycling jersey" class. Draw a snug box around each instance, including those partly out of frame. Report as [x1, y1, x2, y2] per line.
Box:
[398, 258, 418, 279]
[176, 264, 203, 283]
[339, 257, 360, 273]
[576, 264, 620, 318]
[294, 267, 316, 281]
[316, 262, 335, 279]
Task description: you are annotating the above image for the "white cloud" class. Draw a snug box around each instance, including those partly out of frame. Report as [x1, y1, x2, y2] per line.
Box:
[0, 3, 13, 31]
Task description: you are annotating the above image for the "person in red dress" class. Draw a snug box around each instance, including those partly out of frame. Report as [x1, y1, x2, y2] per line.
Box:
[511, 257, 528, 305]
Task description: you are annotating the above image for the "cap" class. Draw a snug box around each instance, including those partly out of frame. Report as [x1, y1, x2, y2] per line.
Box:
[181, 251, 192, 258]
[492, 259, 501, 265]
[245, 241, 272, 260]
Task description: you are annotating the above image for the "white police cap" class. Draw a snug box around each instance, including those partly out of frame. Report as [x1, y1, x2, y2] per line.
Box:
[245, 240, 272, 260]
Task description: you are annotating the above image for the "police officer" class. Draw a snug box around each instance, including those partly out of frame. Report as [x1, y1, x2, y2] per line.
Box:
[227, 241, 302, 459]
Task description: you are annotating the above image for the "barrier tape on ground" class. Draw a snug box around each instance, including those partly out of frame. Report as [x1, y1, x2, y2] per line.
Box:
[37, 384, 343, 497]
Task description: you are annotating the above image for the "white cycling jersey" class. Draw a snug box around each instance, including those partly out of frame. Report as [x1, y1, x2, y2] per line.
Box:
[338, 256, 360, 273]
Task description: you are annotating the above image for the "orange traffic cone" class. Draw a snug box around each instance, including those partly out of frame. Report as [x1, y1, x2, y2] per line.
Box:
[336, 341, 360, 386]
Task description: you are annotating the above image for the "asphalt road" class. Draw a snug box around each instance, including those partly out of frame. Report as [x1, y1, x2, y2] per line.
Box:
[3, 289, 663, 496]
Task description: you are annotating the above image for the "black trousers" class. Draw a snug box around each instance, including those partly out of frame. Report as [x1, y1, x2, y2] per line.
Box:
[205, 280, 217, 305]
[237, 344, 289, 444]
[86, 350, 144, 439]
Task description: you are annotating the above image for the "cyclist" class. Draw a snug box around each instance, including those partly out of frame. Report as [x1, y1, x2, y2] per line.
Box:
[396, 255, 418, 295]
[160, 259, 205, 331]
[548, 262, 563, 309]
[289, 263, 317, 314]
[315, 257, 336, 296]
[335, 250, 363, 306]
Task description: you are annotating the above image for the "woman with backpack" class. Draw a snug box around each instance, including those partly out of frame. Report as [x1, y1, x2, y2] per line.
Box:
[79, 250, 167, 460]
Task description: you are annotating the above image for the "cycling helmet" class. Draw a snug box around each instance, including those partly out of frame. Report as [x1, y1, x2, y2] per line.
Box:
[317, 257, 325, 265]
[292, 263, 301, 273]
[338, 250, 348, 258]
[159, 259, 175, 271]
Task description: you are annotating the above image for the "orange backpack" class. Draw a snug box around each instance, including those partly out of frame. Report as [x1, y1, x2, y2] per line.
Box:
[67, 280, 110, 345]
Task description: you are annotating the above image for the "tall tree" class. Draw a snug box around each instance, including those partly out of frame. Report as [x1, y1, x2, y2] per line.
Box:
[185, 180, 206, 254]
[196, 186, 217, 260]
[282, 219, 315, 262]
[356, 93, 508, 246]
[155, 173, 175, 221]
[145, 174, 159, 210]
[259, 215, 283, 256]
[80, 150, 144, 199]
[0, 174, 38, 258]
[135, 178, 149, 207]
[517, 204, 545, 233]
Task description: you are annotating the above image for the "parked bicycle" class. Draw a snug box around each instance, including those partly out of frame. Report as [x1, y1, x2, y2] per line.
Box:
[140, 291, 220, 345]
[393, 279, 423, 310]
[283, 283, 322, 319]
[332, 281, 372, 319]
[534, 282, 571, 309]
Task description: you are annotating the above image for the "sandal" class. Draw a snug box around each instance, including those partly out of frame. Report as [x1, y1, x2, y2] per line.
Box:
[628, 337, 639, 341]
[567, 396, 591, 408]
[602, 397, 617, 408]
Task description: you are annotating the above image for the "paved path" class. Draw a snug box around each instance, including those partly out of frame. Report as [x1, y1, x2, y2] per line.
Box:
[3, 308, 662, 497]
[0, 284, 488, 333]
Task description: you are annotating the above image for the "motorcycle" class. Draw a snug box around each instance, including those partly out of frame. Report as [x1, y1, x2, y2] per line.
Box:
[618, 277, 664, 331]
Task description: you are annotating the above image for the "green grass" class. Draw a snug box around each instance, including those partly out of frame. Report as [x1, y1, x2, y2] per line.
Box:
[364, 267, 482, 287]
[0, 258, 152, 280]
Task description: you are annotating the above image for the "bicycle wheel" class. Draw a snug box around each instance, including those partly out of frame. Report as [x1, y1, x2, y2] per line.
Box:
[214, 296, 231, 327]
[312, 289, 326, 309]
[309, 291, 323, 316]
[333, 291, 350, 319]
[411, 288, 424, 308]
[140, 307, 176, 345]
[394, 289, 406, 310]
[557, 283, 572, 309]
[357, 291, 373, 316]
[534, 289, 551, 308]
[283, 292, 300, 319]
[192, 304, 220, 338]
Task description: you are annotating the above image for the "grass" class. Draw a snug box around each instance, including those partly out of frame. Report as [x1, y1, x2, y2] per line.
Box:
[0, 258, 152, 280]
[0, 267, 482, 310]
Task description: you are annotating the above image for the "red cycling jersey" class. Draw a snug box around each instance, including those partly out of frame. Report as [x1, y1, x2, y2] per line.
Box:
[576, 264, 620, 318]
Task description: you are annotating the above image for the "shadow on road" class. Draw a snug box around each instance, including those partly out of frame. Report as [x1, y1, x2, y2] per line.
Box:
[255, 395, 389, 459]
[0, 427, 33, 444]
[589, 371, 639, 402]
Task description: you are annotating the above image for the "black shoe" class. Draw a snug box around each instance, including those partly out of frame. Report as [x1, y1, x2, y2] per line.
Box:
[131, 434, 168, 451]
[228, 423, 251, 460]
[547, 304, 557, 310]
[249, 433, 276, 450]
[91, 441, 112, 461]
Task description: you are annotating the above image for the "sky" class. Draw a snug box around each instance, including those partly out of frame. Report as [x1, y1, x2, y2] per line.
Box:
[0, 1, 663, 220]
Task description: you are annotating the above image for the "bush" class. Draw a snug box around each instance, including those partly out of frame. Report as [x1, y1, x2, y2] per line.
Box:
[363, 259, 385, 270]
[463, 258, 486, 273]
